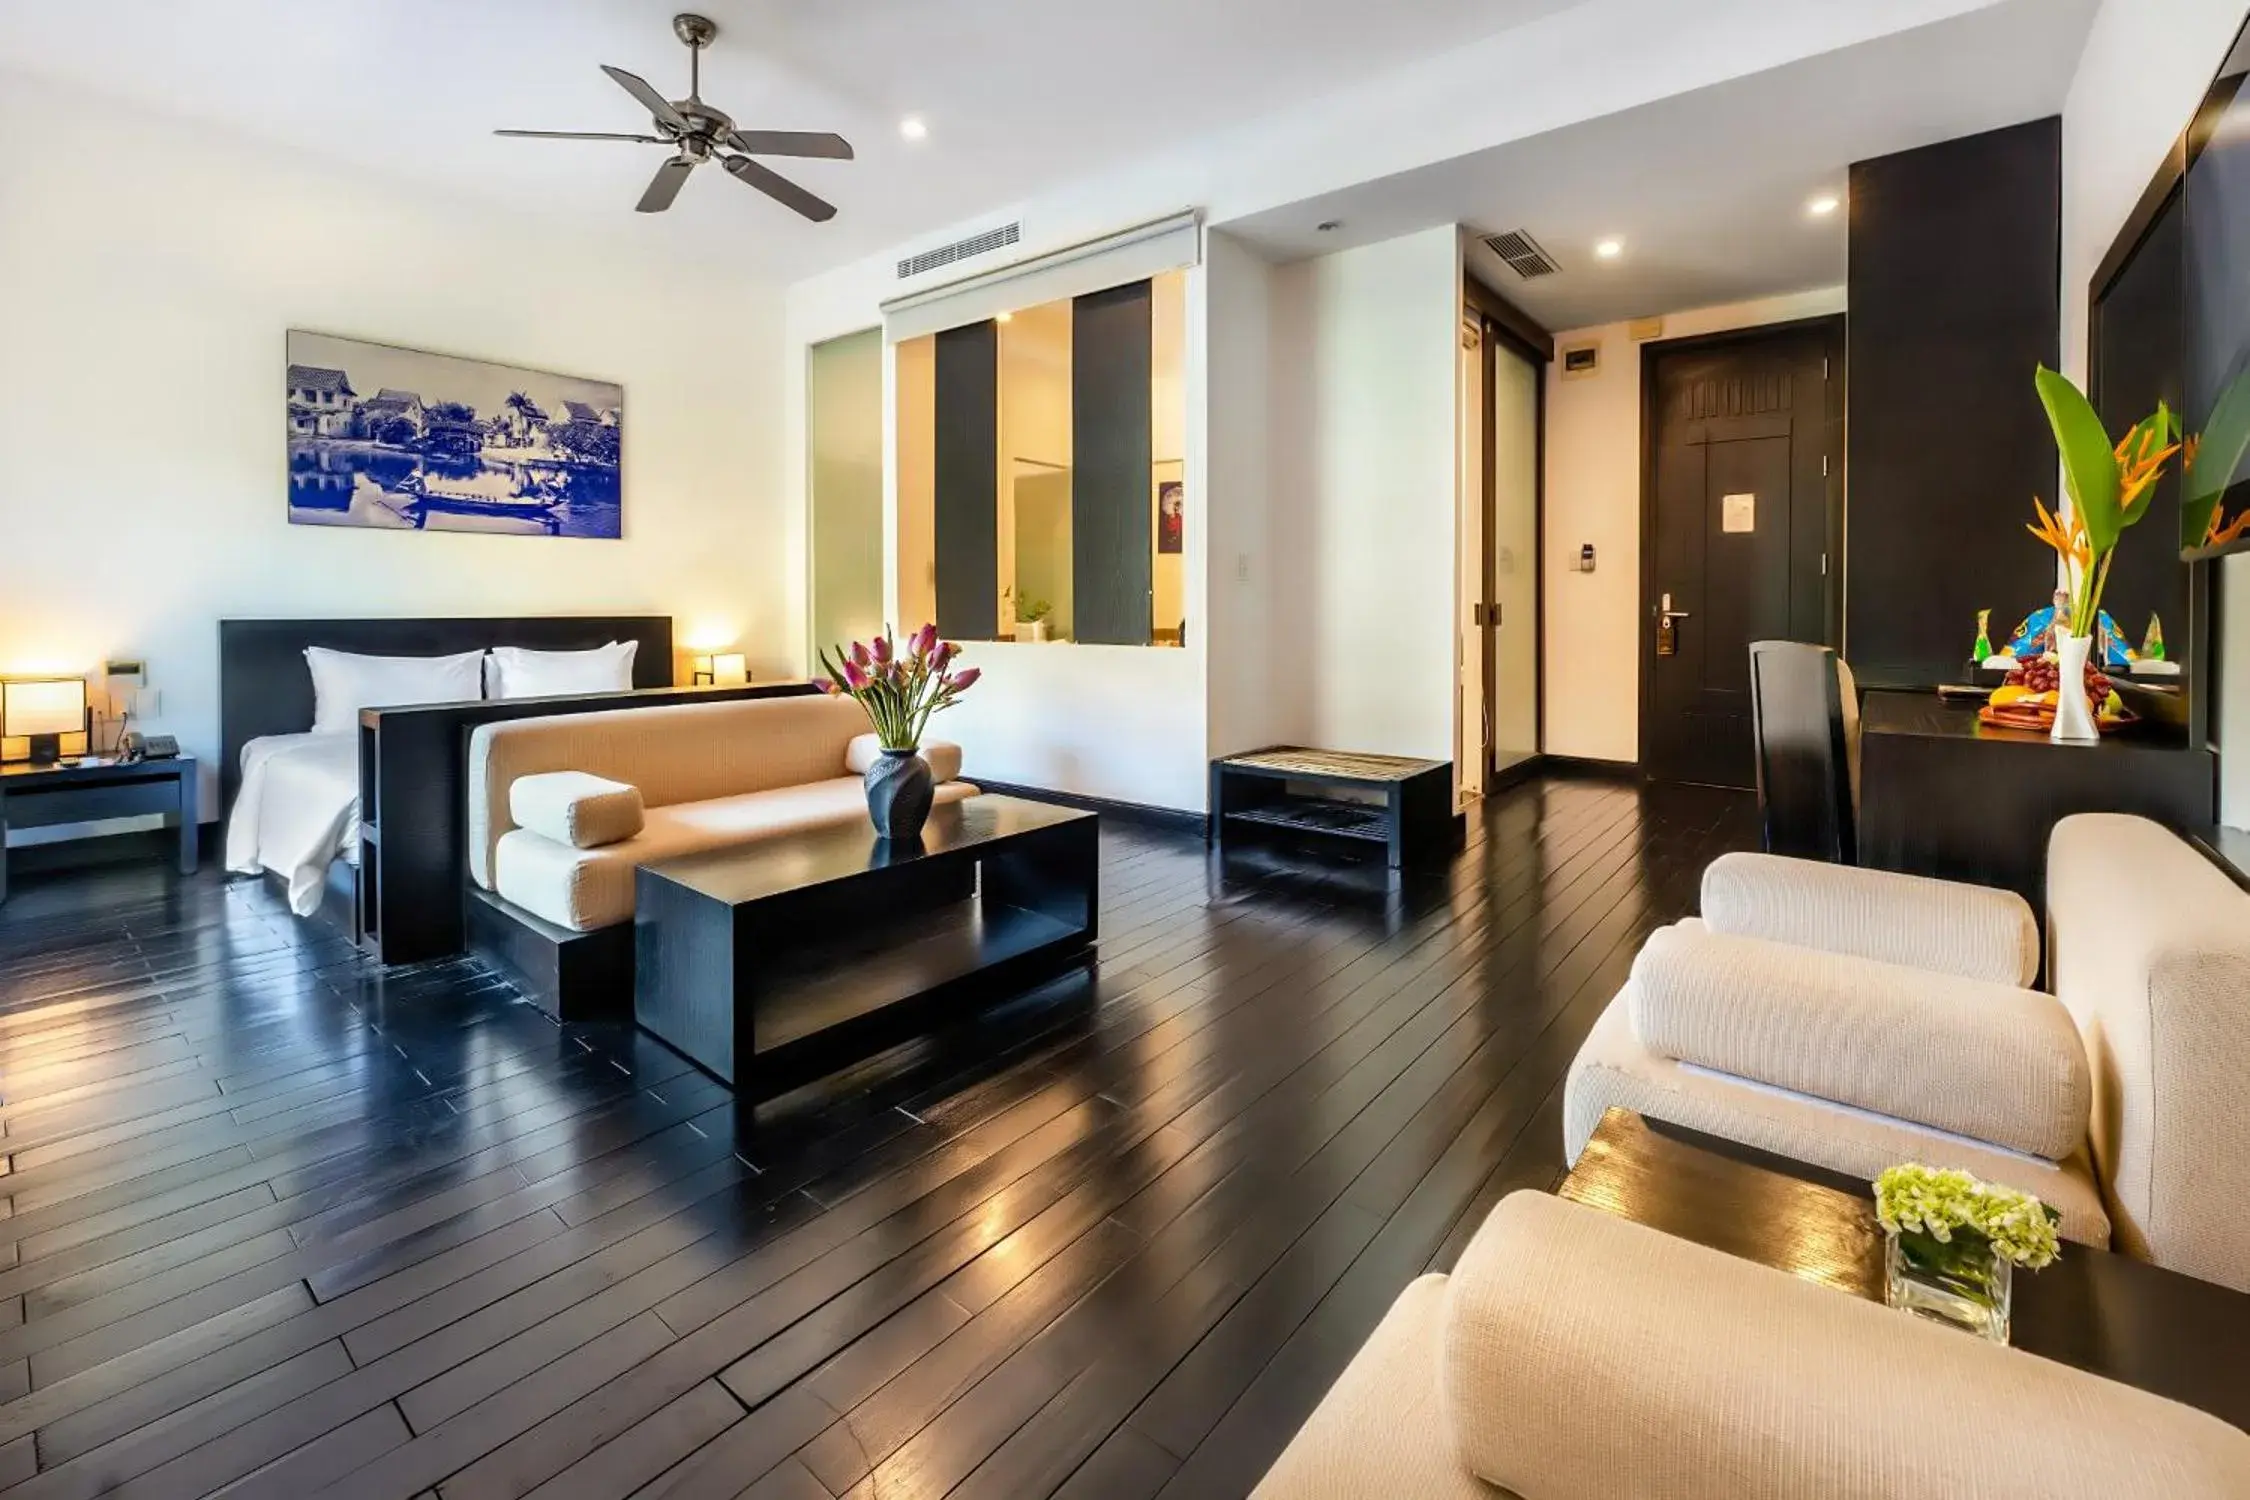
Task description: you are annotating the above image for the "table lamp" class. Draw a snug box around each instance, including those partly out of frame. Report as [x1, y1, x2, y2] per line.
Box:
[3, 677, 89, 764]
[691, 652, 749, 686]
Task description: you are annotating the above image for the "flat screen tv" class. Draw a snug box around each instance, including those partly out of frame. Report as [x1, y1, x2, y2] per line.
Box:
[2183, 18, 2250, 559]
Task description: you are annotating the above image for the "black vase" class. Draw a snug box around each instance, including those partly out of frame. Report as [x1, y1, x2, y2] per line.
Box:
[864, 747, 935, 841]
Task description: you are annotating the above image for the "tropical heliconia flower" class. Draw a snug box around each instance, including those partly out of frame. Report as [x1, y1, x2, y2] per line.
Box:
[817, 625, 979, 752]
[1873, 1164, 2061, 1270]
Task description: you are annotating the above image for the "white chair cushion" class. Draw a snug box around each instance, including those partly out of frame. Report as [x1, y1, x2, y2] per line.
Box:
[507, 771, 643, 850]
[1439, 1192, 2250, 1500]
[1252, 1274, 1495, 1500]
[843, 734, 964, 784]
[493, 776, 979, 931]
[1566, 993, 2111, 1245]
[2050, 813, 2250, 1290]
[1630, 923, 2090, 1160]
[1702, 851, 2038, 985]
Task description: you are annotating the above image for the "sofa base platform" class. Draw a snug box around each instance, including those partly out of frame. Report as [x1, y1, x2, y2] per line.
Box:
[467, 885, 633, 1022]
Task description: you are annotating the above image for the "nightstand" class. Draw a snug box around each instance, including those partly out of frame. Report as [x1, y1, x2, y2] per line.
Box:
[0, 756, 198, 903]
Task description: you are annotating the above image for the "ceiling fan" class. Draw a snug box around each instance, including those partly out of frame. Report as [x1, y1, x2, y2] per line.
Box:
[496, 12, 853, 222]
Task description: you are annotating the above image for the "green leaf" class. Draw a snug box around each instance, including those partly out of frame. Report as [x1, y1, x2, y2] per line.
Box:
[2189, 366, 2250, 549]
[2036, 364, 2121, 555]
[2118, 401, 2173, 528]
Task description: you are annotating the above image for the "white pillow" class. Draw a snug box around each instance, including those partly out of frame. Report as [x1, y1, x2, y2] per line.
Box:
[486, 640, 639, 700]
[305, 647, 486, 734]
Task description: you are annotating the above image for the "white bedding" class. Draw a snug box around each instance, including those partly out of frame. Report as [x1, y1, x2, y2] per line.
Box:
[224, 733, 361, 916]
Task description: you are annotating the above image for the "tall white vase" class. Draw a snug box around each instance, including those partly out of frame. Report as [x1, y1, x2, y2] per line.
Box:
[2051, 631, 2101, 744]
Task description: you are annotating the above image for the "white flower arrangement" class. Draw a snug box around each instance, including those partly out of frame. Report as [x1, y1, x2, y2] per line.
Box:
[1874, 1164, 2062, 1270]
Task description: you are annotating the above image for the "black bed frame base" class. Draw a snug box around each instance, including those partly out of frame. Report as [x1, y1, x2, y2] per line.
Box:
[467, 885, 633, 1022]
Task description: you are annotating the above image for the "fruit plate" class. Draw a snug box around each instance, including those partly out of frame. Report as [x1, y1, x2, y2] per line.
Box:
[1978, 702, 2139, 734]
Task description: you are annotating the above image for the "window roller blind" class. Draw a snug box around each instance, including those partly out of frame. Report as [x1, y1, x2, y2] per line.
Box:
[882, 211, 1201, 342]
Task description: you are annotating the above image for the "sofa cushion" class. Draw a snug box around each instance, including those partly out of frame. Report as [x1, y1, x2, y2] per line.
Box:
[1252, 1274, 1496, 1500]
[2050, 813, 2250, 1290]
[1703, 850, 2038, 985]
[843, 734, 964, 785]
[493, 776, 979, 931]
[1629, 923, 2090, 1160]
[1566, 994, 2111, 1245]
[1440, 1191, 2250, 1500]
[508, 771, 644, 850]
[468, 694, 876, 889]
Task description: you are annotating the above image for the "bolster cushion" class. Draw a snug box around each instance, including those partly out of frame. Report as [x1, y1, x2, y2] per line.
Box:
[1629, 924, 2090, 1160]
[1702, 850, 2039, 986]
[508, 771, 645, 850]
[1440, 1192, 2250, 1500]
[844, 734, 964, 784]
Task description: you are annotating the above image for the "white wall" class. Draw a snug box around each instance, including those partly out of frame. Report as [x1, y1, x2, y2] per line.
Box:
[1204, 231, 1282, 761]
[1542, 286, 1847, 762]
[2059, 0, 2250, 829]
[1268, 226, 1463, 761]
[0, 74, 787, 818]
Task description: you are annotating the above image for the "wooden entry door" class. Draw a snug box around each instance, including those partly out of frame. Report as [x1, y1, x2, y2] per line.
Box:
[1642, 322, 1840, 788]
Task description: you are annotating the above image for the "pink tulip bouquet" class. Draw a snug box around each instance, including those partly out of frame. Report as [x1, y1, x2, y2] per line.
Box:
[818, 623, 980, 751]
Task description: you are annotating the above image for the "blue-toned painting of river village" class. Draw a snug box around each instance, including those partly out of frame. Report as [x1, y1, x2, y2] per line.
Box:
[286, 331, 622, 539]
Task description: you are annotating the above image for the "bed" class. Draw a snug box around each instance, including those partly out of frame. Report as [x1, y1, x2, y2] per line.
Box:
[219, 616, 678, 935]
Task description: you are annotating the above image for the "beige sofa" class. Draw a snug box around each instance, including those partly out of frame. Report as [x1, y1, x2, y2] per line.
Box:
[467, 695, 976, 932]
[1565, 815, 2250, 1286]
[1255, 1190, 2250, 1500]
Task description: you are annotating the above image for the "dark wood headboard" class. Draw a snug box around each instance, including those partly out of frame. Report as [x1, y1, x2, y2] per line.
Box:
[218, 615, 673, 808]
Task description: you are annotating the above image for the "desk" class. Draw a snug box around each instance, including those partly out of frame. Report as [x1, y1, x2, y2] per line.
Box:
[1858, 690, 2214, 908]
[0, 756, 197, 904]
[1562, 1109, 2250, 1429]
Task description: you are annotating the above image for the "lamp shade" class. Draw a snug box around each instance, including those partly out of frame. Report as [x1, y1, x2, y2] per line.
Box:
[2, 677, 87, 738]
[712, 652, 749, 686]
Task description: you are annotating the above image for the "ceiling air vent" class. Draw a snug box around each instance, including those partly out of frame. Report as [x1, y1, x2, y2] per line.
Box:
[897, 222, 1022, 280]
[1480, 229, 1558, 280]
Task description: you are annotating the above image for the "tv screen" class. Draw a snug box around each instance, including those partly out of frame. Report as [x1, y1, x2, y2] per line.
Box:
[2184, 22, 2250, 558]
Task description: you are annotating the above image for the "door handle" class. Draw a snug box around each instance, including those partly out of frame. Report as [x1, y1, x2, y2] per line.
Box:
[1655, 592, 1689, 658]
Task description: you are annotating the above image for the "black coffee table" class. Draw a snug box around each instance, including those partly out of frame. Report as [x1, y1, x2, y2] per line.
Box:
[633, 795, 1098, 1091]
[1561, 1108, 2250, 1430]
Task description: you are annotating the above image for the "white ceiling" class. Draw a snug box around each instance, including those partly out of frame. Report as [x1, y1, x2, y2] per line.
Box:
[1225, 0, 2102, 331]
[0, 0, 1581, 281]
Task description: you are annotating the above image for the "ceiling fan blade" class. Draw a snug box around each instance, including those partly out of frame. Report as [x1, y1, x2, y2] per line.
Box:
[725, 130, 855, 161]
[636, 156, 697, 214]
[723, 154, 837, 222]
[496, 129, 668, 143]
[601, 64, 690, 132]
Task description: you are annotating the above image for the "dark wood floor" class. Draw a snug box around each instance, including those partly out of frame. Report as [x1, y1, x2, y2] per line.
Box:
[0, 774, 1754, 1499]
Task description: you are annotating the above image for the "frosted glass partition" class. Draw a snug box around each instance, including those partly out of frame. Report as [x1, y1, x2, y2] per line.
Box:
[808, 328, 885, 662]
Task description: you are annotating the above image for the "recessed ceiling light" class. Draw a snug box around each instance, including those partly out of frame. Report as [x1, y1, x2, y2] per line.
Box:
[994, 311, 1013, 324]
[899, 116, 928, 141]
[1807, 194, 1841, 217]
[1595, 238, 1624, 260]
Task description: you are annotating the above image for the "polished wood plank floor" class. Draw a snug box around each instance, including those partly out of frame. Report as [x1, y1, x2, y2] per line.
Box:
[0, 775, 1753, 1499]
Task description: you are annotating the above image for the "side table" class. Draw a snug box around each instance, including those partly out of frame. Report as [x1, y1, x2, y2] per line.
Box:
[0, 756, 198, 904]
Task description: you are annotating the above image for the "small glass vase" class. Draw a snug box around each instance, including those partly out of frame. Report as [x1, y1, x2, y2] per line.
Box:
[1885, 1228, 2012, 1343]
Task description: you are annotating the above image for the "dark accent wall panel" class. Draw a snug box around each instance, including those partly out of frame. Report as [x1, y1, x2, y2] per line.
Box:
[934, 322, 1000, 641]
[1073, 282, 1155, 645]
[1846, 117, 2061, 688]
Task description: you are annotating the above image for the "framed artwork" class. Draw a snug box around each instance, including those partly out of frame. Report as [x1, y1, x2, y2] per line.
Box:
[1156, 479, 1184, 555]
[286, 331, 622, 539]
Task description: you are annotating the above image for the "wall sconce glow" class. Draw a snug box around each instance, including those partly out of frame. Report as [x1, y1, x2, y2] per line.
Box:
[899, 116, 928, 142]
[1594, 238, 1624, 260]
[1807, 194, 1841, 218]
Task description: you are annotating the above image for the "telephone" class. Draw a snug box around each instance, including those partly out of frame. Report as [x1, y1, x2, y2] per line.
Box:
[119, 732, 179, 763]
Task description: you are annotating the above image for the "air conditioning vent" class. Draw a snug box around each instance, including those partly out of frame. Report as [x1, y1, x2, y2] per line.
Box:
[1480, 229, 1558, 280]
[898, 222, 1022, 280]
